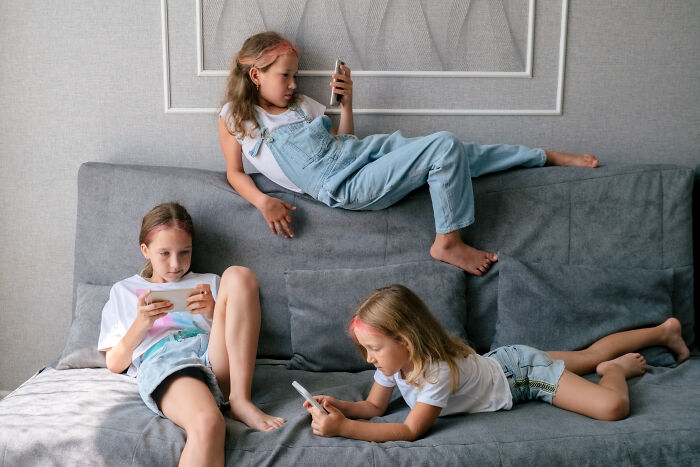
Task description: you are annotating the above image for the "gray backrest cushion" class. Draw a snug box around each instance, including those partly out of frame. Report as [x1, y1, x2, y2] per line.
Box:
[493, 255, 676, 366]
[74, 163, 695, 358]
[693, 165, 700, 348]
[57, 283, 111, 369]
[286, 261, 467, 372]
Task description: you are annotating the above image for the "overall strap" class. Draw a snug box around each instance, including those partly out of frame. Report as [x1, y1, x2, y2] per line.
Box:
[248, 111, 268, 157]
[291, 104, 312, 122]
[248, 104, 312, 157]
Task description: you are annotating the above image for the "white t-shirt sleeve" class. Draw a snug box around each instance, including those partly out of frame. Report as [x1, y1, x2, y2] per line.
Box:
[373, 370, 397, 388]
[97, 284, 128, 352]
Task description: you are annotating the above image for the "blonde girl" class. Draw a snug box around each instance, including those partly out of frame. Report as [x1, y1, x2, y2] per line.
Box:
[304, 285, 690, 442]
[219, 31, 599, 276]
[98, 202, 284, 467]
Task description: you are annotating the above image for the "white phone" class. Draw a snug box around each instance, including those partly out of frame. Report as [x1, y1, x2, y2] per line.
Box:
[147, 288, 198, 312]
[292, 380, 328, 414]
[329, 59, 345, 107]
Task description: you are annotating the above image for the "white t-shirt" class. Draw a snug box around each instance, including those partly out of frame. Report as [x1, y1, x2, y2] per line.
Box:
[374, 353, 513, 416]
[220, 94, 327, 193]
[98, 272, 220, 376]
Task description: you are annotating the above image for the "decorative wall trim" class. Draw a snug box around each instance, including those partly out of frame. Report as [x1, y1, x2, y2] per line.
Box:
[161, 0, 569, 115]
[195, 0, 535, 79]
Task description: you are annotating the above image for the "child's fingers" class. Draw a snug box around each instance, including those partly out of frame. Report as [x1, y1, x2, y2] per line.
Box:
[279, 219, 294, 238]
[149, 301, 173, 314]
[137, 289, 152, 306]
[282, 201, 296, 211]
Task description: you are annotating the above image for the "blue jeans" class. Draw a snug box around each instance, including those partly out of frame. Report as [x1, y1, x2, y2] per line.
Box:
[255, 112, 545, 233]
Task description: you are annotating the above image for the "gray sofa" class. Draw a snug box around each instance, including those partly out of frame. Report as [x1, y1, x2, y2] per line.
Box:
[1, 161, 698, 466]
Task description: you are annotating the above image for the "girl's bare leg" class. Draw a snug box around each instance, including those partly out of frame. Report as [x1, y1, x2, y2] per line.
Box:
[552, 354, 646, 420]
[545, 150, 599, 168]
[430, 231, 498, 276]
[155, 370, 226, 467]
[547, 317, 689, 375]
[208, 266, 285, 431]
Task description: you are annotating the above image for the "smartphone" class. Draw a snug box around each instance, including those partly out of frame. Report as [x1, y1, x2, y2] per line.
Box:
[147, 288, 198, 312]
[292, 380, 328, 414]
[329, 59, 345, 107]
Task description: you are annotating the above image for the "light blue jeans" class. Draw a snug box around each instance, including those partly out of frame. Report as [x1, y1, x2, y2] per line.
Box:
[254, 111, 546, 233]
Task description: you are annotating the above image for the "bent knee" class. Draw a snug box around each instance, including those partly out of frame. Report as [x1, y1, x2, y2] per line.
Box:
[432, 131, 461, 147]
[597, 395, 630, 421]
[430, 131, 464, 162]
[187, 409, 226, 442]
[221, 266, 258, 289]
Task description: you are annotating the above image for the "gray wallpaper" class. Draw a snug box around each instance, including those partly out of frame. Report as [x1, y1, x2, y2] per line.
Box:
[0, 1, 698, 392]
[168, 0, 561, 114]
[202, 0, 528, 72]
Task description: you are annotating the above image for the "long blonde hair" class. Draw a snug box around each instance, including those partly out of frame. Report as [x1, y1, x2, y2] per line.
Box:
[139, 202, 195, 278]
[221, 31, 299, 138]
[349, 284, 474, 393]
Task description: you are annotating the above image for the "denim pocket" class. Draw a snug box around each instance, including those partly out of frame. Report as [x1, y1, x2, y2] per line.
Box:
[285, 117, 334, 167]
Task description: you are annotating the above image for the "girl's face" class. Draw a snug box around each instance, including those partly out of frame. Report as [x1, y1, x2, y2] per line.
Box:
[140, 227, 192, 283]
[252, 53, 299, 112]
[354, 327, 412, 377]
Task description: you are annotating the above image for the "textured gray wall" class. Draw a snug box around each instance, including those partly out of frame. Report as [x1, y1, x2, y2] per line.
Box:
[1, 1, 698, 392]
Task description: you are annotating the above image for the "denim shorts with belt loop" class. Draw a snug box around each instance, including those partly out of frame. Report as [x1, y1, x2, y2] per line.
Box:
[136, 328, 225, 417]
[484, 345, 565, 405]
[249, 106, 546, 234]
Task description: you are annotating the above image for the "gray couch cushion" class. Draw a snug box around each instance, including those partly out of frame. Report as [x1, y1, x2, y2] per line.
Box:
[493, 255, 676, 366]
[56, 283, 110, 369]
[286, 261, 468, 371]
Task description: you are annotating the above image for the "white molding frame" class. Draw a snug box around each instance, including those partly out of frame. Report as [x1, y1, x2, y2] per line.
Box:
[195, 0, 535, 79]
[162, 0, 568, 115]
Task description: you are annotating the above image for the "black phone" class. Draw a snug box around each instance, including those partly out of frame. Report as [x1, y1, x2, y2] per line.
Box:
[329, 59, 345, 107]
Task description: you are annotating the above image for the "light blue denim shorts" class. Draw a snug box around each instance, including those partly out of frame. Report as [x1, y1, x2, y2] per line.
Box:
[136, 333, 225, 417]
[484, 345, 565, 405]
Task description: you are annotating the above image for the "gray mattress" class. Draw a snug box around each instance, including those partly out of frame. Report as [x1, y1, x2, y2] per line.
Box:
[1, 359, 700, 466]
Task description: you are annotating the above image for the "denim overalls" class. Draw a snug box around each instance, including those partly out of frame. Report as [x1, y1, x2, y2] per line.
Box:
[249, 106, 546, 233]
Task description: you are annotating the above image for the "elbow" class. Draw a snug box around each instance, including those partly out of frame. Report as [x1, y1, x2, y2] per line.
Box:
[105, 354, 127, 374]
[403, 428, 424, 442]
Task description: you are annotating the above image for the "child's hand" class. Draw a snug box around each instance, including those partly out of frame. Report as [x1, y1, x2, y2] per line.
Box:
[310, 401, 346, 437]
[331, 65, 353, 107]
[187, 284, 215, 318]
[259, 196, 296, 238]
[136, 289, 170, 328]
[303, 395, 342, 414]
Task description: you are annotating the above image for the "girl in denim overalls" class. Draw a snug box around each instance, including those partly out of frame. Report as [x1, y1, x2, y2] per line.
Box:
[219, 32, 599, 275]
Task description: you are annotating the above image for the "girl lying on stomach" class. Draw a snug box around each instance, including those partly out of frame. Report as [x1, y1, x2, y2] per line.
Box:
[304, 284, 690, 442]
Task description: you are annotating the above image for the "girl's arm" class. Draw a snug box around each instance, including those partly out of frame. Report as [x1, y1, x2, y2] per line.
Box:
[312, 400, 442, 442]
[304, 381, 392, 419]
[105, 290, 171, 373]
[332, 65, 354, 135]
[218, 118, 296, 238]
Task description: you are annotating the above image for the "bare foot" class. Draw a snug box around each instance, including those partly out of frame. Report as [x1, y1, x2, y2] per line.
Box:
[229, 398, 286, 431]
[660, 317, 690, 364]
[596, 353, 646, 379]
[545, 151, 599, 168]
[430, 240, 498, 276]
